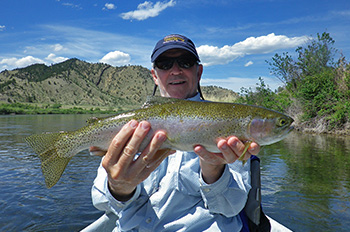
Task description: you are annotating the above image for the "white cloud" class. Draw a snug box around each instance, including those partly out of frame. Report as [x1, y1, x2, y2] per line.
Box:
[332, 10, 350, 17]
[197, 33, 309, 66]
[0, 56, 44, 69]
[51, 43, 64, 52]
[45, 53, 69, 63]
[234, 33, 307, 54]
[120, 0, 176, 21]
[0, 53, 68, 70]
[99, 51, 131, 66]
[244, 61, 253, 67]
[35, 25, 154, 65]
[103, 3, 116, 10]
[0, 25, 5, 31]
[62, 2, 82, 9]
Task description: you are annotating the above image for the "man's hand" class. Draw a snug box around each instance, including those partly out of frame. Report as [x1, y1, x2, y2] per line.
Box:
[194, 136, 260, 184]
[91, 120, 174, 201]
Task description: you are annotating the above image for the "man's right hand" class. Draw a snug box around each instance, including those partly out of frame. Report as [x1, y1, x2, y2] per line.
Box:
[98, 120, 173, 202]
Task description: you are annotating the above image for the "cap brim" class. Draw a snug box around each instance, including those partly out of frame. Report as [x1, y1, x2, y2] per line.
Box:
[151, 45, 200, 62]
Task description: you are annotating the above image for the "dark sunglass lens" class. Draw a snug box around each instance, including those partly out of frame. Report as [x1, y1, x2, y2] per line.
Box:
[155, 56, 197, 70]
[177, 57, 196, 68]
[156, 59, 174, 70]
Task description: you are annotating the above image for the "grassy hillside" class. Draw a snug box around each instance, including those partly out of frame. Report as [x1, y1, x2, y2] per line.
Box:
[0, 59, 154, 110]
[0, 59, 238, 113]
[202, 85, 238, 102]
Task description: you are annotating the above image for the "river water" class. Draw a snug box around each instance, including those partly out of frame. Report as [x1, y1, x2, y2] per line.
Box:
[0, 114, 349, 231]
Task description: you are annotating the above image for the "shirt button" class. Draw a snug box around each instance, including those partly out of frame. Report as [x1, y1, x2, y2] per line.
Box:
[146, 218, 152, 224]
[203, 188, 211, 192]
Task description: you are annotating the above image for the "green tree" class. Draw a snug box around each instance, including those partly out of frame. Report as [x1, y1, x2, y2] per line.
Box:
[267, 32, 337, 92]
[238, 77, 294, 113]
[266, 32, 350, 130]
[296, 32, 337, 76]
[267, 52, 300, 90]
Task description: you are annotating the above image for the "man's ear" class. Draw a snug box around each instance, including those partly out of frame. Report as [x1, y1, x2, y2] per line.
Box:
[197, 64, 203, 83]
[151, 68, 159, 85]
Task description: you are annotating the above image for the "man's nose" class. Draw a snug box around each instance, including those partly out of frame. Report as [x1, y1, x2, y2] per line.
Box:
[170, 61, 182, 75]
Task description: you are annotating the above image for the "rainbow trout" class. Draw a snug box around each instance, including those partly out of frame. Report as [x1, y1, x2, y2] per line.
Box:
[25, 97, 294, 188]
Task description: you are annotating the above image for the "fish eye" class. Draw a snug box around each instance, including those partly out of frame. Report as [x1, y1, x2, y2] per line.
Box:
[278, 118, 287, 127]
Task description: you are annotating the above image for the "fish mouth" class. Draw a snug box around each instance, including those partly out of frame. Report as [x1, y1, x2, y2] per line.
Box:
[278, 125, 294, 141]
[255, 125, 295, 146]
[280, 125, 294, 138]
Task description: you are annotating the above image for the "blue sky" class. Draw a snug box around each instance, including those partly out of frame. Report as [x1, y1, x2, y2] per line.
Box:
[1, 0, 350, 93]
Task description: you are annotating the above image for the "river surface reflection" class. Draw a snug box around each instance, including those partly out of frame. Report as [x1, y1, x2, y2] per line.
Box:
[0, 114, 349, 231]
[260, 131, 350, 231]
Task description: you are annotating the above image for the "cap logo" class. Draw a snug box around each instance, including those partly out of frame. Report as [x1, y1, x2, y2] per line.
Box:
[164, 35, 185, 43]
[151, 34, 200, 62]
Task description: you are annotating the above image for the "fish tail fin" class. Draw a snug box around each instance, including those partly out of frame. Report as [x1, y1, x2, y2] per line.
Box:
[238, 141, 252, 166]
[25, 132, 72, 188]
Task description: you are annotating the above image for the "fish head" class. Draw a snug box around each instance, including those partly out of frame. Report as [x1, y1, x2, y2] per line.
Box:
[248, 112, 294, 146]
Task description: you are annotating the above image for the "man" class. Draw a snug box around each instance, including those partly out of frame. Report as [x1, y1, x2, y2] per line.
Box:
[91, 34, 260, 231]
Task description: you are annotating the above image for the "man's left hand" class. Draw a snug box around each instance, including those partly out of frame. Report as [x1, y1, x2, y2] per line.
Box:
[194, 136, 260, 184]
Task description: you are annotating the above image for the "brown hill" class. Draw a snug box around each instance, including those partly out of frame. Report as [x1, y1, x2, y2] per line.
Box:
[0, 58, 238, 110]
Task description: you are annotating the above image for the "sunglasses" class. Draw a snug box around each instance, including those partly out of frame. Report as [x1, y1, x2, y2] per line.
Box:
[155, 55, 198, 70]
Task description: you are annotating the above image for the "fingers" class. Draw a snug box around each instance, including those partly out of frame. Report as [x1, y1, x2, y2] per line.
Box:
[218, 136, 260, 162]
[100, 120, 150, 197]
[195, 136, 261, 165]
[102, 120, 150, 184]
[117, 121, 151, 168]
[217, 139, 239, 163]
[194, 145, 225, 165]
[135, 131, 175, 170]
[247, 142, 260, 156]
[101, 120, 171, 198]
[139, 132, 167, 166]
[103, 120, 139, 167]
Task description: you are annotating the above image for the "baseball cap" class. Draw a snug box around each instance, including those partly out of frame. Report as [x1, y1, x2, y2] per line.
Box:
[151, 34, 200, 62]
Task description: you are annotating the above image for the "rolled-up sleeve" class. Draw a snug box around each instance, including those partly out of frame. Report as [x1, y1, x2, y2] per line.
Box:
[199, 160, 251, 217]
[91, 161, 143, 215]
[91, 161, 158, 231]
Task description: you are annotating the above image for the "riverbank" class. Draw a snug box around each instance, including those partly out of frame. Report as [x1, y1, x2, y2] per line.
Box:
[0, 102, 119, 115]
[294, 119, 350, 136]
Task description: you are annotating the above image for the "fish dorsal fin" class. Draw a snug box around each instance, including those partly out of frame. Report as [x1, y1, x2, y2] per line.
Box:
[141, 96, 183, 108]
[86, 117, 101, 124]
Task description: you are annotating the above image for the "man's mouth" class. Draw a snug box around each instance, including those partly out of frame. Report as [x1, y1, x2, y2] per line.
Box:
[169, 80, 186, 85]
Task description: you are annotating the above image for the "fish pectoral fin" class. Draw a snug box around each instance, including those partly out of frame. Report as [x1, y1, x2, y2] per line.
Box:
[238, 141, 252, 165]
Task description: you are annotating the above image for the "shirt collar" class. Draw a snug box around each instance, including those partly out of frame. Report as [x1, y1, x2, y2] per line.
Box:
[186, 93, 201, 102]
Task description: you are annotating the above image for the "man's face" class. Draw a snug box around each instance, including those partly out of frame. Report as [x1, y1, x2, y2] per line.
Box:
[151, 49, 203, 99]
